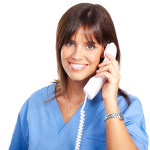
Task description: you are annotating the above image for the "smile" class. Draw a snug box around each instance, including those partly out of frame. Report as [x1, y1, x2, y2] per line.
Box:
[69, 62, 88, 71]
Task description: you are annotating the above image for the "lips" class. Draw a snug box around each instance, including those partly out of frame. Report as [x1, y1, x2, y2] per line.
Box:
[69, 62, 88, 71]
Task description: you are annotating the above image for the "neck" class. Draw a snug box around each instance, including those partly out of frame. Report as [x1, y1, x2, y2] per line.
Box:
[65, 77, 89, 105]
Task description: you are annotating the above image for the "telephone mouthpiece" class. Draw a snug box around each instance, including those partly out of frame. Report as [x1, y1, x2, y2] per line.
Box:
[83, 76, 107, 100]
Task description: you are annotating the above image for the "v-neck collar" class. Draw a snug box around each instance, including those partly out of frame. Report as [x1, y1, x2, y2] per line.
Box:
[49, 82, 104, 132]
[50, 94, 90, 134]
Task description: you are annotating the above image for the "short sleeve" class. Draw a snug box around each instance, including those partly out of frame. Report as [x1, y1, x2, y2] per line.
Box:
[9, 99, 29, 150]
[124, 97, 149, 150]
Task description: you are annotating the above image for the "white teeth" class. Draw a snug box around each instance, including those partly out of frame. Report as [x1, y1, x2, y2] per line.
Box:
[71, 63, 86, 68]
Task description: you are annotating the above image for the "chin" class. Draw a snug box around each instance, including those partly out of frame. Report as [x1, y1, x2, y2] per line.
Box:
[68, 74, 94, 83]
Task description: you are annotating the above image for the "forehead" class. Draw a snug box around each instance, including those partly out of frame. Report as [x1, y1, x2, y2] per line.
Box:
[71, 26, 97, 42]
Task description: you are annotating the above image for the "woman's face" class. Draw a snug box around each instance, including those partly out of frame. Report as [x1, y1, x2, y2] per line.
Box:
[61, 26, 104, 83]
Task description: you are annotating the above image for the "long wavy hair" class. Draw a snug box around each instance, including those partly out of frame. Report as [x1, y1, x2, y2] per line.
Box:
[44, 3, 130, 105]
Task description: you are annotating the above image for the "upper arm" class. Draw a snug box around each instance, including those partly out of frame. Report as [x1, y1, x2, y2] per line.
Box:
[9, 114, 28, 150]
[9, 100, 29, 150]
[124, 97, 149, 150]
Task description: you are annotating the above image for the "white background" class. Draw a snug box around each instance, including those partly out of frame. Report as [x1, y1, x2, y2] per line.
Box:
[0, 0, 150, 149]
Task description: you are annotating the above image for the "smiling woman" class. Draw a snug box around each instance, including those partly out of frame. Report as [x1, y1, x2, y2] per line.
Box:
[46, 3, 131, 107]
[9, 2, 149, 150]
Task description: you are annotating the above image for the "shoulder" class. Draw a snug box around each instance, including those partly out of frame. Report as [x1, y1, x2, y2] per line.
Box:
[121, 89, 144, 114]
[117, 89, 143, 111]
[19, 82, 56, 115]
[29, 82, 56, 103]
[29, 82, 56, 101]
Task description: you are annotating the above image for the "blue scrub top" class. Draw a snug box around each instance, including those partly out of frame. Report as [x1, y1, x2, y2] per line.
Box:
[9, 83, 149, 150]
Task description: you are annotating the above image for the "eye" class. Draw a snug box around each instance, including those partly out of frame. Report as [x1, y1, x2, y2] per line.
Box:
[66, 42, 74, 47]
[86, 45, 95, 50]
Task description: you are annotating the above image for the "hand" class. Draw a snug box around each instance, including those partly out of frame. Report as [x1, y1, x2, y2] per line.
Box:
[95, 53, 121, 104]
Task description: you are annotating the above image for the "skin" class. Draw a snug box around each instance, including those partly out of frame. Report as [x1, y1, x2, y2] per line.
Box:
[60, 26, 138, 150]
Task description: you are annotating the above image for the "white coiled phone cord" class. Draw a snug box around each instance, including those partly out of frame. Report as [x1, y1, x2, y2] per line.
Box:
[74, 95, 88, 150]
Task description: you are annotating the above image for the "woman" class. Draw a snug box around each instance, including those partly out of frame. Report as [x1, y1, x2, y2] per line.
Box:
[9, 3, 149, 150]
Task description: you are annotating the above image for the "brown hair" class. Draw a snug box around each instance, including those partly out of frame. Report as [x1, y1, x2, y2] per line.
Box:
[44, 3, 130, 105]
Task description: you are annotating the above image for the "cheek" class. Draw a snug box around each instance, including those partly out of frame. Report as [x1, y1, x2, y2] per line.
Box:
[61, 48, 65, 60]
[61, 49, 67, 65]
[89, 53, 101, 65]
[61, 47, 71, 60]
[61, 47, 72, 69]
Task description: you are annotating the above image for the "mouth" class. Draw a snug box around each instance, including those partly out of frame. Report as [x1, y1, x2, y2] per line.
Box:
[68, 62, 88, 71]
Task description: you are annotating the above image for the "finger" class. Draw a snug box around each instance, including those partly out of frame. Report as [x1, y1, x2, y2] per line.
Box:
[96, 64, 117, 77]
[95, 71, 120, 84]
[105, 53, 116, 61]
[99, 60, 117, 67]
[95, 71, 113, 83]
[98, 60, 119, 73]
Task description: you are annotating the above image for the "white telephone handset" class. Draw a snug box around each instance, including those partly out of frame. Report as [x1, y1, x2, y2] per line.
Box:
[83, 42, 117, 100]
[74, 42, 117, 150]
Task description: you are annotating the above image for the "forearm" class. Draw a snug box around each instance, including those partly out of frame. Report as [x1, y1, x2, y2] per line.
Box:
[104, 101, 138, 150]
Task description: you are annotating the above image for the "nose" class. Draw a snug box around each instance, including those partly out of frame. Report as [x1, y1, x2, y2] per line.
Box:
[72, 45, 83, 60]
